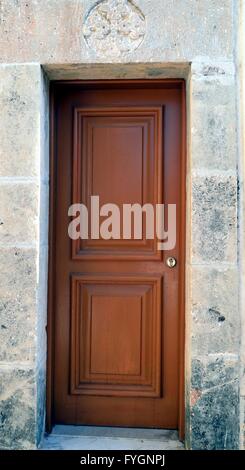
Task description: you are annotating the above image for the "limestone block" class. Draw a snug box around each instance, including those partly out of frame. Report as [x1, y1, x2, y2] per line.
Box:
[0, 249, 37, 362]
[191, 266, 239, 355]
[191, 76, 237, 170]
[191, 174, 237, 263]
[0, 183, 39, 245]
[0, 1, 234, 63]
[190, 355, 239, 449]
[0, 64, 41, 177]
[0, 367, 36, 450]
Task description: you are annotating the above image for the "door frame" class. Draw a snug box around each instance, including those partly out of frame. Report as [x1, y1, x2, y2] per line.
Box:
[46, 79, 186, 440]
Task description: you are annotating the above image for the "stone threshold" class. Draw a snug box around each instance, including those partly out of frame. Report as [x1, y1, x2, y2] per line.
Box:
[42, 425, 184, 450]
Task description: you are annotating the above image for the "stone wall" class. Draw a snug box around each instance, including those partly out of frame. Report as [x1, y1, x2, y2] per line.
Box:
[187, 59, 240, 449]
[0, 64, 49, 449]
[0, 0, 243, 449]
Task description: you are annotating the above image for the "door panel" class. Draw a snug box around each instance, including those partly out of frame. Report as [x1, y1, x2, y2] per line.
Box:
[71, 274, 161, 398]
[73, 107, 162, 259]
[53, 82, 183, 428]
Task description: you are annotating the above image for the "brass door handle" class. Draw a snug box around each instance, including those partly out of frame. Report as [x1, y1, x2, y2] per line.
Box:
[166, 257, 177, 268]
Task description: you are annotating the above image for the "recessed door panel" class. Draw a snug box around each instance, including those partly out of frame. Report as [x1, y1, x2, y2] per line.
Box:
[73, 108, 162, 260]
[70, 274, 161, 398]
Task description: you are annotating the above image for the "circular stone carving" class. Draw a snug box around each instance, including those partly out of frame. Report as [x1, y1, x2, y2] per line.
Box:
[83, 0, 146, 57]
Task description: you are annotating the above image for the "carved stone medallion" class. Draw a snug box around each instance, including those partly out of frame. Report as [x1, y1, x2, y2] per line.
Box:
[83, 0, 146, 57]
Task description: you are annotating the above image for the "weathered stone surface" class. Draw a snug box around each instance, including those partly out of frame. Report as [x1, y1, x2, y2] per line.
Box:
[190, 356, 239, 449]
[36, 365, 46, 448]
[43, 427, 184, 449]
[0, 248, 37, 362]
[43, 62, 190, 81]
[0, 64, 41, 177]
[241, 374, 245, 399]
[192, 174, 237, 264]
[0, 367, 36, 450]
[191, 60, 235, 78]
[40, 72, 50, 184]
[190, 382, 239, 449]
[0, 1, 234, 63]
[191, 267, 239, 355]
[39, 182, 49, 247]
[191, 76, 237, 170]
[36, 244, 48, 449]
[0, 183, 39, 244]
[240, 396, 245, 450]
[191, 355, 239, 391]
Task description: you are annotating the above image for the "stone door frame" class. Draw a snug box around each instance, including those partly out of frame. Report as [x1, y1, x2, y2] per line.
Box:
[41, 61, 239, 449]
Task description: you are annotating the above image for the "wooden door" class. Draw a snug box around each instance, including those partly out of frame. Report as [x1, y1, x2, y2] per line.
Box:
[51, 81, 184, 429]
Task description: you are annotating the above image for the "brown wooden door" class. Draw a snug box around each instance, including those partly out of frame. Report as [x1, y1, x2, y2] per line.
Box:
[52, 81, 184, 428]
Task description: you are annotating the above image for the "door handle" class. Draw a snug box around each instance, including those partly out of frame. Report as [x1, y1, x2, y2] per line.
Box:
[166, 257, 177, 268]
